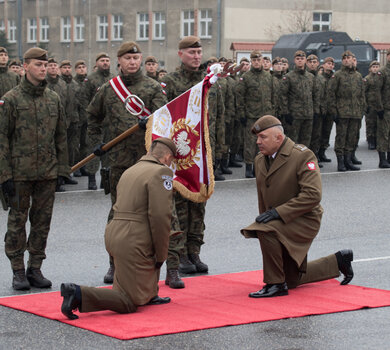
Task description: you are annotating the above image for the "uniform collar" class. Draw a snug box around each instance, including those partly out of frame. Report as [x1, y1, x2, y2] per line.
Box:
[20, 76, 47, 97]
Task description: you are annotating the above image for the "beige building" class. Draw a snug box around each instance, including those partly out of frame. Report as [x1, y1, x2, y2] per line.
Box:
[1, 0, 390, 72]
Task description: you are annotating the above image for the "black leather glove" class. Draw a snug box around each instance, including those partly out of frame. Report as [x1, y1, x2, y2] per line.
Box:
[377, 110, 385, 120]
[333, 115, 340, 125]
[282, 114, 293, 126]
[138, 117, 148, 130]
[93, 143, 106, 157]
[256, 208, 280, 224]
[313, 113, 320, 121]
[1, 179, 15, 197]
[240, 117, 247, 126]
[155, 261, 163, 269]
[57, 176, 66, 186]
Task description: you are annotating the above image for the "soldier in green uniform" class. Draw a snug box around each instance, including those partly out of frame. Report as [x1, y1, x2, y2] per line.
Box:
[328, 51, 365, 171]
[281, 57, 289, 75]
[87, 41, 167, 284]
[271, 57, 284, 123]
[0, 47, 20, 97]
[144, 56, 159, 81]
[262, 56, 272, 72]
[0, 47, 70, 290]
[8, 59, 22, 76]
[235, 50, 274, 178]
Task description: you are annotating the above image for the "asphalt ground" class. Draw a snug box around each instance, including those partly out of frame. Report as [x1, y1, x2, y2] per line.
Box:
[0, 126, 390, 349]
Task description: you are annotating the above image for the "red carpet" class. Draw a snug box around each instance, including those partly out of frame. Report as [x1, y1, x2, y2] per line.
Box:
[1, 270, 390, 340]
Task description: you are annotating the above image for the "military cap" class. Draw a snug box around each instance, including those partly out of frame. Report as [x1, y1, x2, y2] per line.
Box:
[60, 60, 71, 68]
[96, 52, 110, 61]
[369, 60, 380, 68]
[342, 50, 354, 59]
[294, 50, 306, 58]
[23, 47, 48, 61]
[251, 115, 282, 135]
[145, 56, 157, 64]
[75, 59, 86, 68]
[117, 42, 141, 57]
[153, 137, 177, 157]
[323, 57, 334, 64]
[240, 57, 249, 63]
[272, 57, 281, 65]
[179, 36, 202, 49]
[307, 54, 318, 61]
[250, 50, 262, 59]
[0, 47, 8, 54]
[207, 56, 218, 64]
[48, 57, 57, 64]
[262, 56, 271, 61]
[218, 56, 228, 62]
[281, 57, 289, 63]
[8, 59, 21, 67]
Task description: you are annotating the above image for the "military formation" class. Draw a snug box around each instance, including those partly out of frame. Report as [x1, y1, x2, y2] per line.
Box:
[1, 39, 390, 293]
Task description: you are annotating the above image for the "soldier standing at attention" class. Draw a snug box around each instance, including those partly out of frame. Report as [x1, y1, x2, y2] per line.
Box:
[272, 57, 284, 126]
[235, 50, 274, 178]
[8, 60, 22, 76]
[144, 56, 159, 81]
[262, 56, 272, 73]
[281, 57, 289, 75]
[0, 47, 70, 290]
[87, 42, 167, 284]
[0, 47, 20, 97]
[328, 51, 365, 171]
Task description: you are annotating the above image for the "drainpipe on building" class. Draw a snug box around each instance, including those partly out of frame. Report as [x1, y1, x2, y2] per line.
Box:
[216, 0, 221, 58]
[17, 0, 22, 60]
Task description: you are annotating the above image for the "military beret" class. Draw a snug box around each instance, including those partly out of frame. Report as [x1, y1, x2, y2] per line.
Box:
[153, 137, 177, 157]
[323, 57, 334, 64]
[218, 56, 228, 62]
[47, 57, 57, 64]
[8, 59, 21, 67]
[145, 56, 157, 64]
[281, 57, 289, 63]
[60, 60, 71, 68]
[250, 50, 262, 59]
[75, 59, 86, 68]
[179, 36, 202, 50]
[272, 57, 281, 65]
[342, 50, 354, 59]
[207, 56, 218, 64]
[240, 57, 249, 63]
[96, 52, 110, 61]
[0, 47, 8, 54]
[23, 47, 48, 61]
[251, 115, 282, 135]
[262, 56, 271, 61]
[369, 60, 380, 68]
[294, 50, 306, 58]
[117, 42, 142, 57]
[307, 54, 318, 61]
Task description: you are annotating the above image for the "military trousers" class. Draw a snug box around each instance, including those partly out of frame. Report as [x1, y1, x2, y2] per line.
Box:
[320, 114, 334, 150]
[244, 118, 259, 164]
[288, 118, 313, 147]
[4, 179, 57, 270]
[77, 120, 89, 162]
[67, 122, 79, 167]
[222, 122, 234, 160]
[334, 118, 361, 156]
[376, 110, 390, 152]
[310, 115, 323, 154]
[256, 231, 339, 288]
[231, 119, 244, 155]
[365, 109, 378, 141]
[167, 197, 185, 269]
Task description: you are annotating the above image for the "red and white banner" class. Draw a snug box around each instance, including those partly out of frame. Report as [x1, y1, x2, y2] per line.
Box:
[145, 77, 216, 203]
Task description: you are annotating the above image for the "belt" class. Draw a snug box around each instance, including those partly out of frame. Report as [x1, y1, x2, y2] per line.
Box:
[113, 211, 146, 222]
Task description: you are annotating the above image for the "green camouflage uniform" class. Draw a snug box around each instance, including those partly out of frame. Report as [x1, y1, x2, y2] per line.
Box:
[328, 66, 365, 156]
[235, 66, 274, 164]
[0, 66, 20, 97]
[46, 74, 67, 108]
[0, 77, 69, 270]
[320, 70, 335, 151]
[146, 71, 159, 81]
[229, 75, 243, 156]
[280, 67, 320, 147]
[74, 73, 89, 162]
[272, 71, 284, 126]
[378, 62, 390, 152]
[218, 77, 234, 162]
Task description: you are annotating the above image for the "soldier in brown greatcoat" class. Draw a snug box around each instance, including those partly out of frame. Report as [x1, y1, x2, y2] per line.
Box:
[241, 115, 354, 298]
[60, 138, 177, 320]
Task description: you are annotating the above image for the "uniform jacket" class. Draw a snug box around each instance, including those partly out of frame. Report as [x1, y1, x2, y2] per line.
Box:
[0, 67, 20, 98]
[104, 154, 173, 305]
[83, 68, 114, 105]
[241, 137, 323, 268]
[379, 62, 390, 111]
[46, 75, 67, 115]
[364, 71, 384, 112]
[0, 77, 69, 183]
[61, 74, 81, 126]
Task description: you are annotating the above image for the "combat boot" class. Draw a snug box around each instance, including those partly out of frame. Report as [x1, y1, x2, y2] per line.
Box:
[178, 255, 197, 274]
[228, 153, 242, 168]
[378, 152, 390, 168]
[60, 283, 81, 320]
[88, 174, 97, 190]
[189, 253, 209, 273]
[245, 163, 254, 178]
[367, 137, 376, 150]
[344, 154, 360, 171]
[80, 167, 89, 176]
[214, 160, 225, 181]
[351, 151, 362, 165]
[103, 262, 115, 284]
[337, 155, 347, 172]
[220, 159, 232, 174]
[387, 152, 390, 163]
[315, 153, 323, 168]
[12, 269, 30, 290]
[64, 176, 78, 185]
[73, 169, 82, 177]
[165, 269, 185, 289]
[26, 267, 52, 288]
[318, 148, 331, 162]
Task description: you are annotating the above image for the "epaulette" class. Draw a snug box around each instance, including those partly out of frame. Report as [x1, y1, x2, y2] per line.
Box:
[294, 144, 308, 152]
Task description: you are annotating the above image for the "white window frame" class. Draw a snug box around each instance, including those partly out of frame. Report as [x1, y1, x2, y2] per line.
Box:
[74, 16, 84, 42]
[8, 19, 16, 43]
[137, 13, 149, 41]
[0, 19, 5, 33]
[181, 10, 194, 37]
[312, 12, 332, 32]
[97, 15, 108, 41]
[153, 12, 165, 40]
[61, 16, 71, 42]
[40, 17, 49, 42]
[27, 18, 37, 43]
[199, 9, 212, 39]
[111, 14, 123, 41]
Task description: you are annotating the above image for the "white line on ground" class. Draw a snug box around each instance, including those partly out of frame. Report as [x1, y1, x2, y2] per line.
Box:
[354, 256, 390, 263]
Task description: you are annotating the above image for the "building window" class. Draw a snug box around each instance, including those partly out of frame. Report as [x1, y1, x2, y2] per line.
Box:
[8, 19, 16, 43]
[112, 14, 123, 41]
[97, 15, 108, 41]
[0, 19, 4, 33]
[153, 12, 165, 40]
[313, 12, 331, 31]
[137, 13, 149, 41]
[181, 10, 194, 37]
[74, 16, 84, 42]
[27, 18, 37, 43]
[40, 17, 49, 42]
[199, 9, 212, 38]
[61, 16, 71, 42]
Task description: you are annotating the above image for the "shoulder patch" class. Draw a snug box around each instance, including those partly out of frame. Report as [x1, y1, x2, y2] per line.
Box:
[0, 100, 4, 106]
[331, 75, 335, 78]
[307, 161, 316, 171]
[282, 76, 287, 80]
[378, 71, 382, 75]
[163, 176, 173, 191]
[294, 144, 308, 152]
[84, 78, 88, 82]
[160, 82, 166, 88]
[162, 89, 167, 95]
[239, 77, 243, 81]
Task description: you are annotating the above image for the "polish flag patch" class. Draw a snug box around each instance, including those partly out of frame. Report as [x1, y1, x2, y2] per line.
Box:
[307, 161, 316, 170]
[0, 100, 4, 106]
[160, 82, 166, 88]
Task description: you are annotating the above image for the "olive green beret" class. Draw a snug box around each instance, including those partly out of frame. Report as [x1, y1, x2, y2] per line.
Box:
[251, 115, 282, 135]
[262, 56, 271, 61]
[369, 60, 380, 68]
[240, 57, 250, 63]
[60, 60, 71, 68]
[207, 56, 218, 64]
[307, 54, 318, 61]
[23, 47, 48, 61]
[178, 36, 201, 50]
[294, 50, 306, 58]
[75, 59, 86, 68]
[48, 57, 57, 64]
[0, 47, 8, 54]
[8, 59, 21, 67]
[96, 52, 110, 61]
[250, 50, 262, 59]
[145, 56, 157, 64]
[272, 57, 281, 65]
[153, 137, 177, 157]
[323, 57, 334, 64]
[281, 57, 289, 63]
[218, 56, 228, 62]
[342, 50, 354, 59]
[117, 42, 142, 57]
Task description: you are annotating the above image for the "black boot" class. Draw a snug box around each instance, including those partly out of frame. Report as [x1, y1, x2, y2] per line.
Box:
[344, 153, 360, 171]
[367, 137, 376, 150]
[337, 155, 347, 172]
[88, 174, 97, 190]
[351, 151, 362, 165]
[318, 148, 331, 162]
[26, 267, 52, 288]
[73, 169, 82, 177]
[228, 153, 242, 168]
[245, 163, 254, 178]
[378, 151, 390, 168]
[213, 160, 225, 181]
[335, 250, 354, 285]
[80, 167, 89, 176]
[188, 253, 209, 273]
[315, 153, 323, 168]
[103, 261, 115, 284]
[388, 152, 390, 163]
[220, 159, 232, 174]
[165, 269, 185, 289]
[64, 176, 78, 185]
[12, 269, 31, 290]
[60, 283, 81, 320]
[178, 255, 197, 274]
